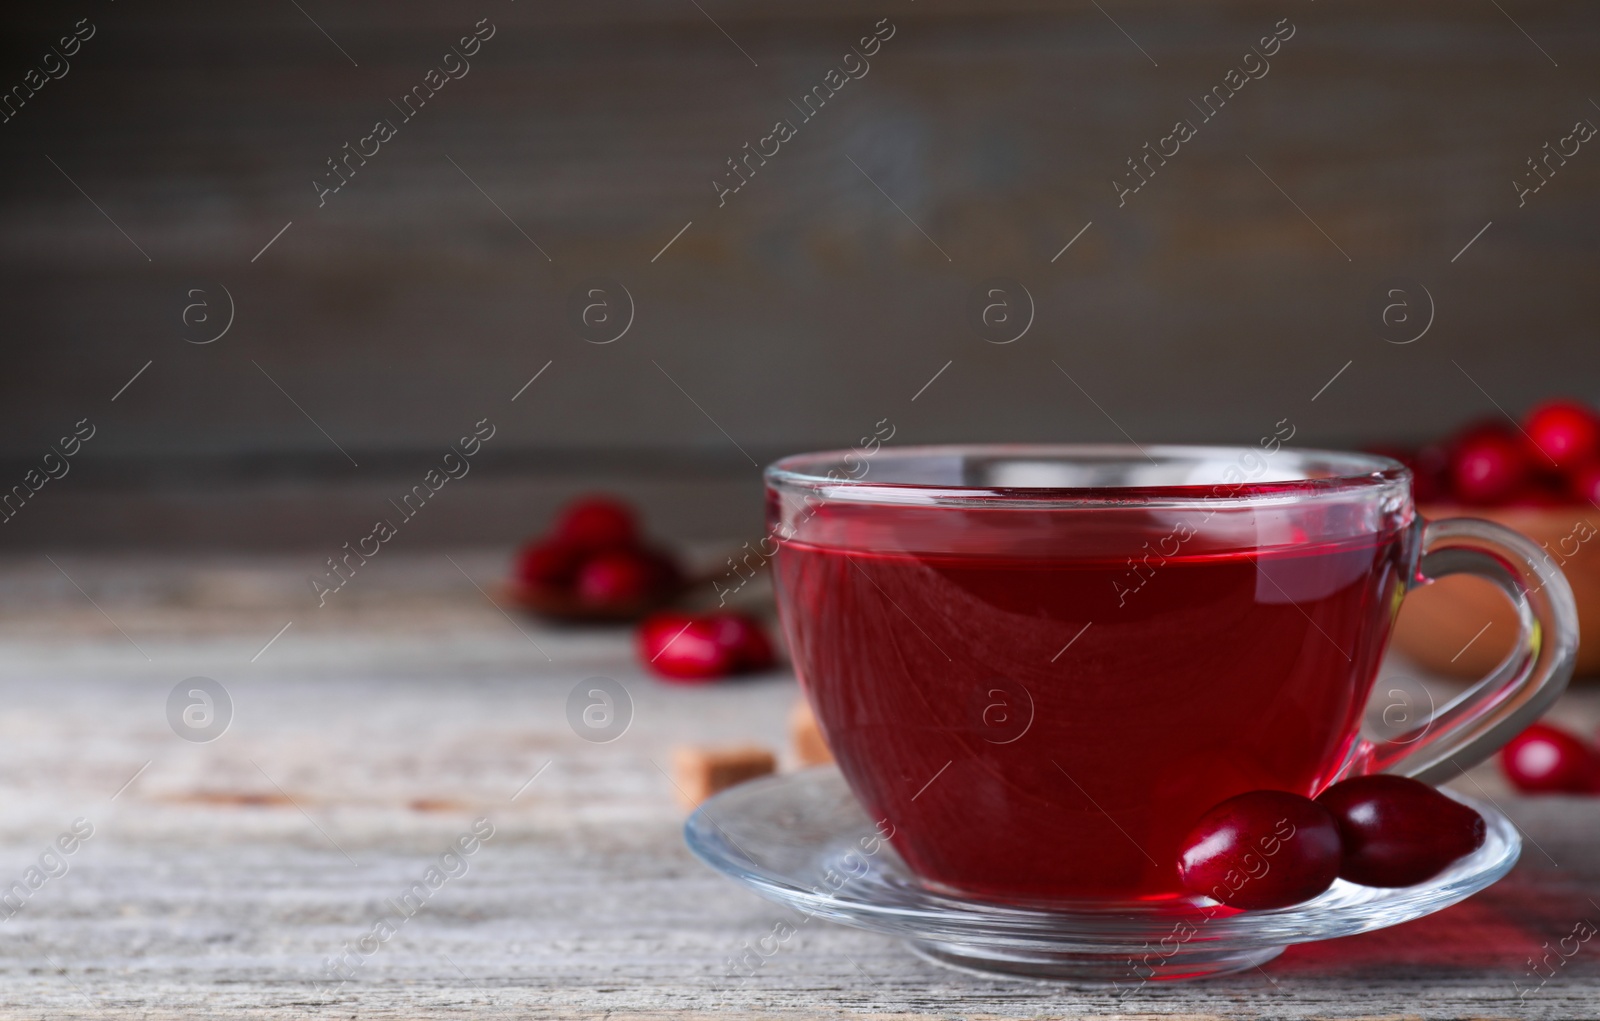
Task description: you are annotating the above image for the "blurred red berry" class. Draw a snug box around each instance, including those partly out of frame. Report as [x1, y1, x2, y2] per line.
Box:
[575, 550, 657, 607]
[637, 611, 776, 681]
[637, 613, 734, 681]
[1449, 429, 1530, 505]
[1411, 444, 1451, 504]
[1568, 461, 1600, 506]
[709, 613, 776, 671]
[1500, 723, 1599, 794]
[556, 495, 638, 551]
[1176, 790, 1343, 910]
[1524, 399, 1600, 469]
[514, 538, 587, 590]
[1504, 483, 1568, 508]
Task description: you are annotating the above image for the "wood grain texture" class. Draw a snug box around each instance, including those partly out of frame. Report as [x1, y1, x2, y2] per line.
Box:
[2, 2, 1599, 556]
[0, 551, 1594, 1018]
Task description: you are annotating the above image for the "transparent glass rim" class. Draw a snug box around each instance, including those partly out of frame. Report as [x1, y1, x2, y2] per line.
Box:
[764, 443, 1410, 510]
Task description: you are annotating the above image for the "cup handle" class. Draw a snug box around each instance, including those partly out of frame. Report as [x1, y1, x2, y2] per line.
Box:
[1356, 517, 1580, 784]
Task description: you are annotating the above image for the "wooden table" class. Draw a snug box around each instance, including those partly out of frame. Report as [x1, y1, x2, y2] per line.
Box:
[0, 550, 1596, 1019]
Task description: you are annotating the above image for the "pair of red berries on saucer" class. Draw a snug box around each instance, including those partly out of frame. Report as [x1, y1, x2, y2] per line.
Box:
[1178, 775, 1485, 911]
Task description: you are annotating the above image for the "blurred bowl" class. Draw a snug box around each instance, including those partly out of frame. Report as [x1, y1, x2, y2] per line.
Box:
[1393, 505, 1600, 680]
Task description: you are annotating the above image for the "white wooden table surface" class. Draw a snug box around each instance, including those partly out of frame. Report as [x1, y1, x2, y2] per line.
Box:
[0, 550, 1596, 1020]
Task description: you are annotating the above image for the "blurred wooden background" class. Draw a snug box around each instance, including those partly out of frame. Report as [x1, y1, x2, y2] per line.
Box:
[1, 0, 1598, 547]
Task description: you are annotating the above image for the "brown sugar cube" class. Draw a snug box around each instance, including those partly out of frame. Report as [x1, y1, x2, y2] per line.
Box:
[789, 698, 835, 767]
[672, 744, 776, 809]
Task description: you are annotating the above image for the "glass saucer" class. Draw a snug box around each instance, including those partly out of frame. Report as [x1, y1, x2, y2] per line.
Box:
[684, 767, 1520, 983]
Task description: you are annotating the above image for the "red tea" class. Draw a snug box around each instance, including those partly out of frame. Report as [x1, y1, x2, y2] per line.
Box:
[774, 500, 1412, 902]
